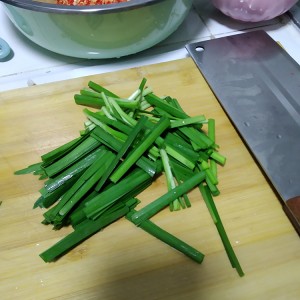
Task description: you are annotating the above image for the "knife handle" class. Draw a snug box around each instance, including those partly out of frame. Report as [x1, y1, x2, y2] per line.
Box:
[283, 196, 300, 236]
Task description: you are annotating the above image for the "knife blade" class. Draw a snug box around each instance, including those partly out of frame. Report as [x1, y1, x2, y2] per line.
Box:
[186, 30, 300, 235]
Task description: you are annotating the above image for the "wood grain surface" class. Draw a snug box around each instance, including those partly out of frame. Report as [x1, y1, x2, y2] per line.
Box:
[0, 58, 299, 300]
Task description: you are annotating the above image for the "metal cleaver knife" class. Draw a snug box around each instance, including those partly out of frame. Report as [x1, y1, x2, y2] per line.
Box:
[186, 30, 300, 235]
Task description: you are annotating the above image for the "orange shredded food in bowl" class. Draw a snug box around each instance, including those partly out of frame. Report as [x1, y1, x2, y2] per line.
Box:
[56, 0, 128, 5]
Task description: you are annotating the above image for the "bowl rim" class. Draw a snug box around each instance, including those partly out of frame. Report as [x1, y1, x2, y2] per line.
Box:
[0, 0, 167, 14]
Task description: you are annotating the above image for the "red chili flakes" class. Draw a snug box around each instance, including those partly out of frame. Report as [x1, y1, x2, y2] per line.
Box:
[56, 0, 128, 5]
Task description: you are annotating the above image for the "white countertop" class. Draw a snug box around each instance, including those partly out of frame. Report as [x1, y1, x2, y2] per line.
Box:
[1, 0, 300, 92]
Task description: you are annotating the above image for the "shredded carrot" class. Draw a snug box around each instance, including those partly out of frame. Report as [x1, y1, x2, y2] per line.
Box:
[56, 0, 128, 5]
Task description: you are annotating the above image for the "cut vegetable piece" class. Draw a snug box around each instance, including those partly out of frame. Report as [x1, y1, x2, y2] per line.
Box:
[91, 126, 123, 152]
[88, 115, 128, 142]
[88, 81, 120, 98]
[178, 126, 214, 150]
[131, 171, 206, 225]
[170, 115, 206, 128]
[40, 200, 137, 262]
[200, 160, 218, 185]
[44, 149, 115, 227]
[83, 109, 132, 134]
[57, 152, 116, 217]
[75, 94, 104, 109]
[160, 148, 183, 211]
[34, 172, 83, 209]
[169, 157, 195, 182]
[210, 159, 218, 179]
[110, 117, 170, 183]
[75, 93, 140, 110]
[135, 156, 160, 177]
[145, 93, 188, 119]
[126, 210, 204, 263]
[205, 176, 220, 197]
[210, 151, 227, 166]
[169, 158, 195, 208]
[165, 132, 196, 152]
[14, 162, 43, 175]
[41, 135, 88, 166]
[43, 136, 101, 178]
[84, 168, 153, 220]
[199, 184, 244, 277]
[165, 144, 196, 170]
[208, 118, 215, 143]
[95, 115, 148, 192]
[44, 147, 105, 193]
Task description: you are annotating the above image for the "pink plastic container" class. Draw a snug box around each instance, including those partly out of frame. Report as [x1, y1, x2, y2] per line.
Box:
[212, 0, 298, 22]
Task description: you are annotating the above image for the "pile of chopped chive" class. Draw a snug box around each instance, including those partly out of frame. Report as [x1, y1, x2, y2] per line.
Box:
[15, 78, 244, 276]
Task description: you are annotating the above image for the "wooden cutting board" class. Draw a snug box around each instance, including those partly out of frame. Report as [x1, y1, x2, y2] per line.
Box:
[1, 58, 299, 300]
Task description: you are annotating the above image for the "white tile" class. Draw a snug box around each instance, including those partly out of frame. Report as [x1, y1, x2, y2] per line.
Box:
[265, 16, 300, 65]
[0, 9, 83, 78]
[31, 48, 190, 87]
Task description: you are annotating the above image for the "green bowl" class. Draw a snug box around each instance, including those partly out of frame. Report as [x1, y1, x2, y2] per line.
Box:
[1, 0, 193, 59]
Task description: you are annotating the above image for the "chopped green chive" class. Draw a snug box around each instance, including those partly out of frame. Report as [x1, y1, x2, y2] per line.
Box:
[15, 79, 242, 277]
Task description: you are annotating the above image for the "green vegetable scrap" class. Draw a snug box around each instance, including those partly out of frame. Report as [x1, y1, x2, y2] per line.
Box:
[15, 78, 243, 276]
